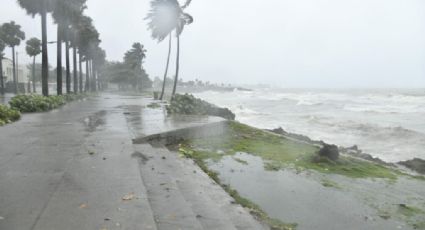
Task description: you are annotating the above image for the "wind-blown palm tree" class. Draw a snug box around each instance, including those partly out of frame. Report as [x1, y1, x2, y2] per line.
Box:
[52, 0, 86, 95]
[25, 37, 41, 93]
[17, 0, 54, 96]
[146, 0, 193, 98]
[0, 21, 26, 94]
[0, 39, 5, 94]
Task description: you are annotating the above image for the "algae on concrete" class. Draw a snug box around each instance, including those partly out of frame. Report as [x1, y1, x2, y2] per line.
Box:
[180, 121, 401, 180]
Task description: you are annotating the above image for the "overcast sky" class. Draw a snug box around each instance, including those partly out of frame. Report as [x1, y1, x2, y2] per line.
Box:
[1, 0, 425, 88]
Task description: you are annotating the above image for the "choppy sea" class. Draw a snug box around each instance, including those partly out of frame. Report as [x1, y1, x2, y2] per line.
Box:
[194, 88, 425, 162]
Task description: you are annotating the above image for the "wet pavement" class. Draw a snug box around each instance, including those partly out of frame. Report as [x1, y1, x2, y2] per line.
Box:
[0, 92, 264, 230]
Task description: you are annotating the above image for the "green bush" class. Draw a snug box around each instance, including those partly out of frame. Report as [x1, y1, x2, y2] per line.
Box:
[9, 94, 87, 113]
[167, 94, 235, 120]
[0, 104, 21, 126]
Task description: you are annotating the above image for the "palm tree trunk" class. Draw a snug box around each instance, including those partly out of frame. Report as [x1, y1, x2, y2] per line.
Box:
[96, 67, 99, 91]
[171, 35, 180, 97]
[32, 56, 36, 93]
[56, 25, 63, 95]
[91, 60, 96, 92]
[0, 55, 4, 94]
[85, 60, 89, 92]
[73, 46, 78, 93]
[78, 52, 83, 93]
[160, 34, 172, 100]
[65, 41, 71, 93]
[41, 9, 49, 96]
[12, 46, 17, 94]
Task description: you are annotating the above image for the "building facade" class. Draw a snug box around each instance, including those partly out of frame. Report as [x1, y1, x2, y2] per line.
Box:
[1, 58, 29, 84]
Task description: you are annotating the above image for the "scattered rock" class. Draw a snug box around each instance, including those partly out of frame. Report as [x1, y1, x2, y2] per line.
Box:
[398, 158, 425, 174]
[318, 144, 339, 161]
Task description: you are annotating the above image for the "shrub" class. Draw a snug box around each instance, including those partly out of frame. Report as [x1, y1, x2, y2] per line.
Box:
[9, 94, 86, 113]
[166, 94, 235, 120]
[0, 104, 21, 126]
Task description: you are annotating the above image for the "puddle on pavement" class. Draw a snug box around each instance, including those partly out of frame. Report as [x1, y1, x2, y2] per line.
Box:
[83, 110, 107, 132]
[207, 153, 424, 230]
[122, 104, 223, 137]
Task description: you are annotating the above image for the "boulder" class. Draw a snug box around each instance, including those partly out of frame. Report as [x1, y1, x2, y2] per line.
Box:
[269, 127, 288, 135]
[398, 158, 425, 174]
[318, 144, 340, 161]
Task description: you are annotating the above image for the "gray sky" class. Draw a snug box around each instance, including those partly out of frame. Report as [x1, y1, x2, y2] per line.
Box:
[1, 0, 425, 88]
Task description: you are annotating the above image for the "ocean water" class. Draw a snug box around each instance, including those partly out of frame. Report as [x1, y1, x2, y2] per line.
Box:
[194, 88, 425, 163]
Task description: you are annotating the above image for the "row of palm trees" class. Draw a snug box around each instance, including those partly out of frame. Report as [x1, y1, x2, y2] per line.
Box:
[146, 0, 194, 100]
[0, 0, 105, 96]
[1, 0, 194, 98]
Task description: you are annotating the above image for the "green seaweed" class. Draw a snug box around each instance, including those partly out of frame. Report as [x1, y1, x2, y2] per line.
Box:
[398, 204, 424, 217]
[233, 157, 248, 165]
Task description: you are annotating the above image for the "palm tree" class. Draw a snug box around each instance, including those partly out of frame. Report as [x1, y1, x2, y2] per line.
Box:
[25, 38, 42, 93]
[76, 16, 100, 92]
[0, 39, 5, 94]
[146, 0, 193, 98]
[17, 0, 54, 96]
[52, 0, 86, 95]
[0, 21, 26, 94]
[124, 43, 147, 90]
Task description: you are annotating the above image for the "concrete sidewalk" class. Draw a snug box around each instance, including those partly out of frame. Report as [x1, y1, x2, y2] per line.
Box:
[0, 93, 266, 230]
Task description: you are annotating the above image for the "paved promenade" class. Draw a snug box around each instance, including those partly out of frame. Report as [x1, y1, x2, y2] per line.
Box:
[0, 93, 266, 230]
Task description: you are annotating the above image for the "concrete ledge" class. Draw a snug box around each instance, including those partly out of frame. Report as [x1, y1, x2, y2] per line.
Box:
[132, 120, 229, 145]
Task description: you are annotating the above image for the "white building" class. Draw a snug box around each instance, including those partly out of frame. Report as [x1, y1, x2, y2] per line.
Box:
[1, 57, 30, 84]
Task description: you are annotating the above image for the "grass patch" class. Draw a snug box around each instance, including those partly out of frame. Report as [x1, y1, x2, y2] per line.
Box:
[180, 121, 399, 180]
[0, 104, 21, 126]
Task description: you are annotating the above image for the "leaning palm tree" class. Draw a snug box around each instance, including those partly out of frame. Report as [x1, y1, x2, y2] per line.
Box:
[25, 38, 41, 93]
[0, 21, 26, 94]
[0, 39, 5, 94]
[172, 10, 193, 96]
[17, 0, 54, 96]
[146, 0, 193, 98]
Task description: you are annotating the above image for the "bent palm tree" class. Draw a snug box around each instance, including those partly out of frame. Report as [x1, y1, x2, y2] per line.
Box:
[146, 0, 193, 99]
[25, 37, 42, 93]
